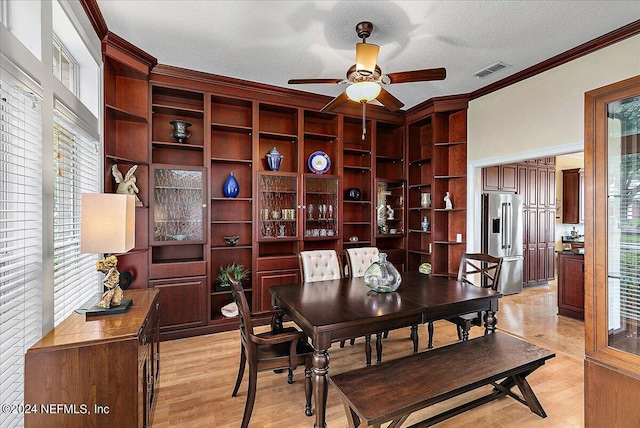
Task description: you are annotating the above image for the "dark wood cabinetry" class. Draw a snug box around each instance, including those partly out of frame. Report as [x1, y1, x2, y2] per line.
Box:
[562, 168, 584, 224]
[557, 252, 584, 320]
[483, 165, 516, 192]
[100, 39, 441, 338]
[375, 121, 406, 270]
[102, 33, 156, 290]
[483, 158, 556, 286]
[407, 97, 468, 277]
[25, 289, 160, 428]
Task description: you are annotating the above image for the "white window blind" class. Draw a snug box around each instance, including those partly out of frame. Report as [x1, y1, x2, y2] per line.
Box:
[53, 108, 100, 325]
[0, 70, 43, 428]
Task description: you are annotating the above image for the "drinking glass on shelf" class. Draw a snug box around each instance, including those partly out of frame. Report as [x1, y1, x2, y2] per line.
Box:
[328, 204, 333, 219]
[308, 204, 314, 220]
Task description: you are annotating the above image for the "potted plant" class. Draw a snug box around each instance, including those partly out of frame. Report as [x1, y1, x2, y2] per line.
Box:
[216, 262, 249, 292]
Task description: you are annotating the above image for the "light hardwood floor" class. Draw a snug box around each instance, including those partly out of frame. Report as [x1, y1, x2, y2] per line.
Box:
[153, 281, 584, 427]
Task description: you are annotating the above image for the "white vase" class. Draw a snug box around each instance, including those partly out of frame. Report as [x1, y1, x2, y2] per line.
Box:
[421, 193, 431, 208]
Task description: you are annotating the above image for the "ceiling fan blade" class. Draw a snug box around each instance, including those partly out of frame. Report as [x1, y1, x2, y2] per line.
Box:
[386, 68, 447, 84]
[320, 92, 350, 113]
[288, 78, 343, 85]
[376, 88, 404, 112]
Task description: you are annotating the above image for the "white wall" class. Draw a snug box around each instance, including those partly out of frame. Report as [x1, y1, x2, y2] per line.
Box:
[466, 34, 640, 253]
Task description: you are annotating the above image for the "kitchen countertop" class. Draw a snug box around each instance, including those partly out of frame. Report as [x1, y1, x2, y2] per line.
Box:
[556, 249, 585, 255]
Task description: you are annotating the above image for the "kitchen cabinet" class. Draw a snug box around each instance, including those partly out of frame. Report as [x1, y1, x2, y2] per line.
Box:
[557, 252, 584, 320]
[562, 168, 584, 224]
[483, 159, 556, 285]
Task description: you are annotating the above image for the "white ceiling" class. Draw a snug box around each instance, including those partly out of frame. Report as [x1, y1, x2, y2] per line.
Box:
[96, 1, 640, 110]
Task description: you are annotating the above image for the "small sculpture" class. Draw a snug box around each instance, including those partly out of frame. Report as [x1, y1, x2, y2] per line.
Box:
[386, 204, 394, 220]
[444, 191, 453, 210]
[112, 164, 143, 206]
[95, 255, 124, 309]
[377, 204, 386, 223]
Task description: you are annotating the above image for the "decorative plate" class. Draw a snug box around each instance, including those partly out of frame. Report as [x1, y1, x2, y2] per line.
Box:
[308, 151, 331, 174]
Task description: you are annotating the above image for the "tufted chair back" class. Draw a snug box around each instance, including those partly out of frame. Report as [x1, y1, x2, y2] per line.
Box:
[345, 247, 380, 278]
[299, 250, 342, 283]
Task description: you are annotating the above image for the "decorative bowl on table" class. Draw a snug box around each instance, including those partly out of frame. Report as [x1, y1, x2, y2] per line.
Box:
[364, 253, 402, 292]
[224, 235, 240, 247]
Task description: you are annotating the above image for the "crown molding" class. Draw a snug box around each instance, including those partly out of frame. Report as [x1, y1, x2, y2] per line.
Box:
[470, 19, 640, 100]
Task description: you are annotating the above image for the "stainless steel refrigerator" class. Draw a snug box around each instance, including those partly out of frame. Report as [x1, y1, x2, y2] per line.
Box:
[481, 193, 524, 295]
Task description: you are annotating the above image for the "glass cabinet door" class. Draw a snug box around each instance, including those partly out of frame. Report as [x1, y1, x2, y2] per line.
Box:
[376, 179, 405, 236]
[304, 175, 339, 239]
[258, 172, 298, 240]
[604, 92, 640, 355]
[151, 166, 206, 243]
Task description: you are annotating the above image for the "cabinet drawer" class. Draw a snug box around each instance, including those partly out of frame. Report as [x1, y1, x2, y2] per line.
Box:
[256, 255, 299, 272]
[149, 260, 207, 279]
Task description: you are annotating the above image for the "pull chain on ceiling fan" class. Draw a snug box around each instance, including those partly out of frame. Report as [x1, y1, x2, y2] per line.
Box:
[289, 21, 447, 139]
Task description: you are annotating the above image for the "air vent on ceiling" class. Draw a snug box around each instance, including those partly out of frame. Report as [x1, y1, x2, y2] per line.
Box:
[473, 62, 510, 79]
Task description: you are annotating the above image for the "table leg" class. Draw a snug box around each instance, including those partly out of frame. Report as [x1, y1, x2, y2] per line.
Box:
[312, 349, 330, 428]
[484, 310, 497, 334]
[411, 325, 419, 353]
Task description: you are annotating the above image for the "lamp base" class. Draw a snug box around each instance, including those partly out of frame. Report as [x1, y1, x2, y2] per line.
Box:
[75, 293, 132, 318]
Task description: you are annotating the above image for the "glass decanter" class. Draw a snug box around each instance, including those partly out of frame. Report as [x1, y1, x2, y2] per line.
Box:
[363, 253, 402, 292]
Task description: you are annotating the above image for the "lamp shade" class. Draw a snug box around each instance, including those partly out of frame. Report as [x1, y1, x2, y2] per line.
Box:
[81, 193, 135, 254]
[346, 81, 382, 102]
[355, 42, 379, 75]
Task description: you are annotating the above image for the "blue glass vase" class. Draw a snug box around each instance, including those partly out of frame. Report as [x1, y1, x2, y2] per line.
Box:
[223, 172, 239, 198]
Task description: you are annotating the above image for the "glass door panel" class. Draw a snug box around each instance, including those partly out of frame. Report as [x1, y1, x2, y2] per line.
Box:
[304, 175, 338, 239]
[607, 94, 640, 355]
[152, 167, 205, 243]
[258, 172, 298, 240]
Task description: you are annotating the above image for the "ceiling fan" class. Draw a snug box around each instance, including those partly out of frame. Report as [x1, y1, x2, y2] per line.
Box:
[288, 21, 447, 114]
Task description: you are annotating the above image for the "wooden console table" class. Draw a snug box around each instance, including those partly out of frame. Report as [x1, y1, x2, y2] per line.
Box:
[24, 288, 160, 428]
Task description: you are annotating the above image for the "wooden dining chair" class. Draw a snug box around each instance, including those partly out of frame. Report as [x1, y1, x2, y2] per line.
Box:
[299, 250, 374, 365]
[228, 271, 313, 428]
[427, 253, 503, 347]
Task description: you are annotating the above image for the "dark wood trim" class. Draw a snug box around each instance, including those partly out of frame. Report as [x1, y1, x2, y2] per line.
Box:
[79, 0, 108, 40]
[151, 63, 404, 122]
[103, 32, 157, 70]
[471, 19, 640, 100]
[405, 94, 469, 122]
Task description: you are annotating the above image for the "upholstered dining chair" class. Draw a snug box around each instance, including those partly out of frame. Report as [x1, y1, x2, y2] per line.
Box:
[228, 271, 313, 428]
[299, 249, 374, 365]
[427, 253, 503, 347]
[344, 246, 379, 278]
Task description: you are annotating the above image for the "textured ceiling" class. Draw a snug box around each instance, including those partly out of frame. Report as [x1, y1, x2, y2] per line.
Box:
[97, 1, 640, 110]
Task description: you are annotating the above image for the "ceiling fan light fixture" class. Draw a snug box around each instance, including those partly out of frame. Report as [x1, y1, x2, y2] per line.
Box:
[355, 42, 379, 75]
[346, 81, 381, 102]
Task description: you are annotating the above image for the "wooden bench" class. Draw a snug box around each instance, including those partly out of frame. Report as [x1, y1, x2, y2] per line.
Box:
[330, 332, 555, 428]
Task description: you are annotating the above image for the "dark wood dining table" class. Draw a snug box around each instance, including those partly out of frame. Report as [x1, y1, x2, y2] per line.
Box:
[270, 271, 503, 427]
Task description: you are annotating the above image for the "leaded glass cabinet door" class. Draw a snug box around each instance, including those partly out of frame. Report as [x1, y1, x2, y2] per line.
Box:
[585, 75, 640, 427]
[151, 166, 206, 243]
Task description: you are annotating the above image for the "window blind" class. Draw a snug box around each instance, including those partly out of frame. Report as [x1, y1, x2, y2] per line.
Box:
[52, 109, 100, 325]
[0, 70, 43, 428]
